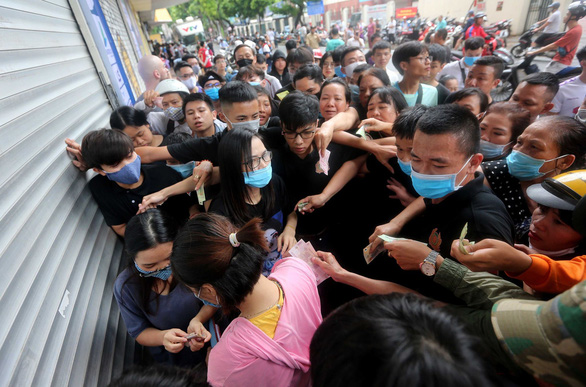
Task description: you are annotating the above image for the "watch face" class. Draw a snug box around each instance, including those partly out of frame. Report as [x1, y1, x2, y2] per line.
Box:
[420, 261, 436, 276]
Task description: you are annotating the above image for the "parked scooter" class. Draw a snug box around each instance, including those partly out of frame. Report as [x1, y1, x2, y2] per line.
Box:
[510, 23, 565, 58]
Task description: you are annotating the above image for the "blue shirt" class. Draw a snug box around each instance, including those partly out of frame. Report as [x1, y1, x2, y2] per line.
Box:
[393, 82, 438, 107]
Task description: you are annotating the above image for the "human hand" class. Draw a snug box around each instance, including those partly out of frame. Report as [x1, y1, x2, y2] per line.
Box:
[295, 194, 327, 214]
[278, 226, 297, 253]
[526, 50, 536, 57]
[163, 329, 189, 353]
[143, 90, 160, 108]
[315, 123, 333, 157]
[65, 138, 88, 172]
[137, 190, 168, 214]
[311, 251, 347, 282]
[368, 220, 403, 255]
[449, 238, 533, 273]
[186, 319, 212, 352]
[385, 239, 432, 271]
[387, 178, 416, 207]
[193, 161, 213, 191]
[359, 118, 393, 133]
[371, 144, 397, 173]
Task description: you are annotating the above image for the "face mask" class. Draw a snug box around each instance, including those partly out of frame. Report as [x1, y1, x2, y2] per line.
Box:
[181, 76, 197, 90]
[506, 150, 567, 181]
[134, 262, 172, 281]
[480, 140, 511, 159]
[334, 65, 346, 78]
[225, 116, 261, 132]
[192, 65, 201, 74]
[411, 156, 473, 199]
[575, 108, 586, 124]
[164, 106, 184, 122]
[205, 87, 220, 100]
[528, 242, 576, 258]
[243, 163, 272, 188]
[194, 289, 221, 308]
[105, 154, 142, 185]
[345, 61, 366, 77]
[248, 81, 261, 86]
[397, 158, 412, 176]
[464, 56, 481, 66]
[168, 161, 195, 179]
[237, 58, 254, 68]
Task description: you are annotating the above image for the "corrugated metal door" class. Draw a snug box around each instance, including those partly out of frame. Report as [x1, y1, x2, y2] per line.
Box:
[0, 1, 133, 386]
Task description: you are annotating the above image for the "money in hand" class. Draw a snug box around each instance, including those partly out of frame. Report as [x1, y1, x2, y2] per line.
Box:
[196, 184, 206, 205]
[316, 149, 331, 175]
[458, 222, 475, 255]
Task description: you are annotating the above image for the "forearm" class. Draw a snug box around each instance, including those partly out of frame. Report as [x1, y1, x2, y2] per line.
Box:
[209, 166, 220, 186]
[332, 131, 378, 152]
[192, 305, 217, 324]
[321, 156, 366, 202]
[532, 42, 558, 55]
[336, 270, 416, 295]
[162, 177, 197, 198]
[284, 211, 298, 232]
[323, 108, 360, 132]
[135, 146, 173, 164]
[390, 196, 425, 228]
[136, 327, 166, 347]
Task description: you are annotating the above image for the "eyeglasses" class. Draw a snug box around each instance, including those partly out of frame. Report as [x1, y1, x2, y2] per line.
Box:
[204, 82, 221, 89]
[412, 56, 431, 63]
[322, 62, 335, 68]
[243, 150, 273, 170]
[282, 130, 316, 140]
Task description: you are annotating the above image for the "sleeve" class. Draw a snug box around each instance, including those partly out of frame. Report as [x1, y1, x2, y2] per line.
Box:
[89, 178, 126, 226]
[550, 89, 563, 113]
[433, 259, 537, 310]
[507, 254, 586, 294]
[147, 112, 167, 135]
[113, 273, 151, 338]
[167, 133, 221, 164]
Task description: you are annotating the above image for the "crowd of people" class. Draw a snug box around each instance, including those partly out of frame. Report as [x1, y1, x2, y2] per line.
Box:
[64, 3, 586, 386]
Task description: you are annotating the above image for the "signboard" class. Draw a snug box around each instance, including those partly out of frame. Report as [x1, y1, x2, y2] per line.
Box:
[307, 0, 325, 16]
[368, 4, 388, 23]
[396, 7, 418, 19]
[176, 19, 204, 37]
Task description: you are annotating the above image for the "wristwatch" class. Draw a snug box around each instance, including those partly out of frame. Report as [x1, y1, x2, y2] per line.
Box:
[420, 250, 439, 276]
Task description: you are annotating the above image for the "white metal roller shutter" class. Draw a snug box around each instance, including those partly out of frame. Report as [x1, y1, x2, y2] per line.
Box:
[0, 1, 133, 386]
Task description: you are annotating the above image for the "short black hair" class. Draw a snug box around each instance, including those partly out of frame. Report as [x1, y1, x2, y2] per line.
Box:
[544, 115, 586, 169]
[321, 78, 351, 103]
[522, 72, 560, 101]
[332, 44, 347, 64]
[357, 67, 391, 88]
[393, 105, 429, 139]
[371, 40, 392, 56]
[286, 47, 313, 67]
[182, 53, 197, 62]
[173, 61, 192, 74]
[213, 54, 225, 64]
[293, 64, 324, 84]
[435, 28, 448, 40]
[428, 43, 447, 64]
[218, 81, 257, 111]
[368, 87, 409, 115]
[233, 44, 255, 57]
[331, 27, 339, 36]
[464, 37, 485, 51]
[353, 63, 372, 78]
[110, 106, 148, 130]
[577, 46, 586, 62]
[439, 74, 457, 86]
[473, 55, 505, 79]
[183, 92, 215, 114]
[310, 293, 493, 387]
[235, 65, 266, 81]
[279, 91, 319, 132]
[341, 46, 363, 66]
[445, 87, 489, 113]
[285, 40, 298, 50]
[392, 41, 428, 75]
[256, 53, 267, 64]
[319, 51, 333, 68]
[416, 104, 480, 156]
[165, 131, 192, 146]
[82, 129, 134, 169]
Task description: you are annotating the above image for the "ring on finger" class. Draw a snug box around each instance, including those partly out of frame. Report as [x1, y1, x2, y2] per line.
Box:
[194, 175, 200, 179]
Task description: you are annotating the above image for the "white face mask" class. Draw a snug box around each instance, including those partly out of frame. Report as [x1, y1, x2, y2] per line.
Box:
[575, 108, 586, 125]
[181, 76, 197, 90]
[224, 115, 260, 132]
[345, 61, 367, 77]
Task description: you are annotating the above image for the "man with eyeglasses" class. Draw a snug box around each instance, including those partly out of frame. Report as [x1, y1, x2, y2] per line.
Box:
[174, 61, 202, 93]
[391, 41, 438, 107]
[199, 71, 226, 113]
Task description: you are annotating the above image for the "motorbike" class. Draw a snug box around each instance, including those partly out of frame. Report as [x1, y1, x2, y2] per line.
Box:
[510, 23, 565, 58]
[485, 19, 512, 47]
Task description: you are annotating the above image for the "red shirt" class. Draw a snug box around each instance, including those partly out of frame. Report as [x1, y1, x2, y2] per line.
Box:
[553, 25, 583, 65]
[466, 24, 487, 39]
[199, 47, 212, 68]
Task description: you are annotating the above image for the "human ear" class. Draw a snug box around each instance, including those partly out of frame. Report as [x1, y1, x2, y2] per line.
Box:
[94, 167, 106, 176]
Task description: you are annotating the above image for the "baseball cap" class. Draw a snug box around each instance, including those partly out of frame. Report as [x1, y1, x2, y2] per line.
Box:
[491, 281, 586, 385]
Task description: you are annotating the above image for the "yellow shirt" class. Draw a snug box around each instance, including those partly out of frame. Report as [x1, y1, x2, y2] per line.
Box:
[248, 281, 284, 339]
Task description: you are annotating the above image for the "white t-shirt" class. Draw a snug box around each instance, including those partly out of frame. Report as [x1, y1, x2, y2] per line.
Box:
[147, 112, 191, 135]
[387, 20, 397, 34]
[437, 58, 468, 90]
[346, 37, 364, 48]
[551, 76, 586, 116]
[544, 10, 562, 33]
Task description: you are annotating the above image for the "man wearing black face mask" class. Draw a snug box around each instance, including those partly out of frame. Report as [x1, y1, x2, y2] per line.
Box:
[234, 44, 257, 70]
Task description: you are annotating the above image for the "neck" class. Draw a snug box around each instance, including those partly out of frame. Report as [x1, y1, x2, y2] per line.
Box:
[194, 125, 215, 138]
[218, 69, 226, 76]
[146, 80, 159, 91]
[431, 172, 475, 205]
[237, 275, 279, 318]
[422, 77, 438, 87]
[398, 75, 420, 94]
[246, 186, 262, 205]
[568, 20, 578, 29]
[116, 172, 144, 190]
[580, 70, 586, 83]
[151, 135, 164, 147]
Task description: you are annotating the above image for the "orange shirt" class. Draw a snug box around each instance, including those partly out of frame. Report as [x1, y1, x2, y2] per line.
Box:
[507, 254, 586, 294]
[553, 25, 583, 65]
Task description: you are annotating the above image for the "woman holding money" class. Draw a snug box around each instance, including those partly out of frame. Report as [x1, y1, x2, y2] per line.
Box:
[113, 209, 215, 367]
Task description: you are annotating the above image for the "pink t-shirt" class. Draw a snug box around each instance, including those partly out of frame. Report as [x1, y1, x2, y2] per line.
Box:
[207, 258, 322, 387]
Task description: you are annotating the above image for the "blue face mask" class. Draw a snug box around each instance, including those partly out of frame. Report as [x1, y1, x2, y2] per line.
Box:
[194, 289, 221, 308]
[334, 65, 346, 78]
[411, 156, 473, 199]
[506, 150, 567, 181]
[205, 87, 220, 100]
[464, 56, 481, 66]
[168, 161, 195, 179]
[397, 158, 412, 176]
[243, 164, 272, 188]
[134, 262, 172, 280]
[105, 154, 142, 185]
[480, 140, 511, 160]
[248, 81, 261, 86]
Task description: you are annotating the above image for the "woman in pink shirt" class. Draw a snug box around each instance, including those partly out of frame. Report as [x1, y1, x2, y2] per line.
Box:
[170, 213, 323, 387]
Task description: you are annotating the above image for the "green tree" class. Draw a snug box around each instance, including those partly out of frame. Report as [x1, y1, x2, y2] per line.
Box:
[270, 0, 305, 27]
[221, 0, 276, 32]
[169, 0, 233, 36]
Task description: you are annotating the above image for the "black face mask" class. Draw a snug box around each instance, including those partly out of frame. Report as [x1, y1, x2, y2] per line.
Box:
[237, 58, 254, 68]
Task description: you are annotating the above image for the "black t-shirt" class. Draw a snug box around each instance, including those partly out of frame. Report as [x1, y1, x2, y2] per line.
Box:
[274, 83, 296, 101]
[436, 83, 451, 105]
[89, 164, 192, 227]
[274, 142, 364, 235]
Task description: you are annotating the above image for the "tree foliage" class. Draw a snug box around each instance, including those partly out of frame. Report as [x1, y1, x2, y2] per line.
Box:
[169, 0, 233, 32]
[270, 0, 305, 26]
